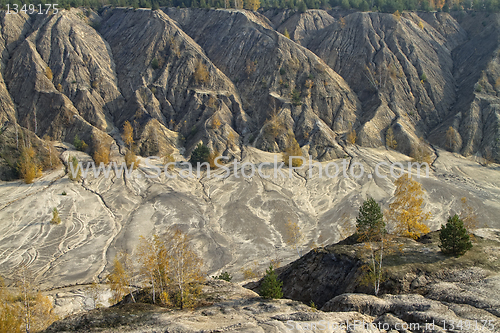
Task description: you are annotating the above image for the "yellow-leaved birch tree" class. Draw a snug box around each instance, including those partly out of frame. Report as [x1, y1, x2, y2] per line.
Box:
[387, 175, 431, 239]
[166, 229, 204, 309]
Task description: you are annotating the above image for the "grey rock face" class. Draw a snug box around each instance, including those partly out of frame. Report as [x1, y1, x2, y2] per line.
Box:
[43, 279, 379, 333]
[165, 8, 360, 160]
[1, 8, 500, 176]
[100, 8, 247, 156]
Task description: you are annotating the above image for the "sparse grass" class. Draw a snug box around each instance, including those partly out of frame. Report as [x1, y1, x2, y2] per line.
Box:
[325, 231, 500, 294]
[241, 261, 262, 280]
[245, 60, 257, 76]
[382, 232, 500, 277]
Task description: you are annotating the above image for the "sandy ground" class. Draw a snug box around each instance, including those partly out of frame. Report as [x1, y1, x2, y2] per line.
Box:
[0, 146, 499, 293]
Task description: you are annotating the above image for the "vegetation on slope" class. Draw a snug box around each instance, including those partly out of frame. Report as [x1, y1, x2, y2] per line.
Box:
[3, 0, 500, 15]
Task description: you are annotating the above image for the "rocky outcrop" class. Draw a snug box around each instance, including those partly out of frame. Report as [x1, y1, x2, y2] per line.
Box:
[264, 9, 336, 46]
[41, 231, 500, 332]
[1, 8, 500, 179]
[271, 9, 499, 161]
[100, 8, 247, 156]
[303, 12, 465, 155]
[323, 293, 499, 332]
[0, 9, 116, 155]
[165, 8, 360, 160]
[43, 279, 378, 333]
[428, 12, 500, 162]
[246, 229, 500, 331]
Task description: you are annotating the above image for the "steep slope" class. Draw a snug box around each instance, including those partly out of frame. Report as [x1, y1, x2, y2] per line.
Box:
[100, 8, 247, 156]
[305, 11, 467, 155]
[263, 9, 500, 162]
[24, 9, 124, 133]
[0, 9, 117, 165]
[0, 12, 28, 125]
[165, 8, 361, 160]
[428, 12, 500, 162]
[246, 229, 500, 332]
[264, 8, 336, 46]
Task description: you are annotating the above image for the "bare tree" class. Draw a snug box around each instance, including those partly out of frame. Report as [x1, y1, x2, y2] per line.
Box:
[284, 219, 304, 257]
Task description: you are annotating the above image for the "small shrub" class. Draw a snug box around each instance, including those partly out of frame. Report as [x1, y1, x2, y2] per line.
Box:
[189, 143, 210, 167]
[386, 127, 397, 149]
[73, 135, 88, 152]
[420, 73, 427, 82]
[51, 207, 62, 225]
[45, 67, 53, 80]
[151, 58, 159, 70]
[411, 139, 433, 164]
[270, 258, 282, 269]
[264, 114, 287, 139]
[439, 214, 473, 256]
[475, 83, 482, 92]
[279, 68, 286, 75]
[68, 156, 81, 181]
[242, 267, 259, 279]
[194, 60, 209, 85]
[393, 10, 401, 21]
[18, 146, 42, 184]
[213, 271, 232, 282]
[245, 60, 257, 76]
[125, 150, 139, 170]
[340, 17, 346, 28]
[93, 142, 110, 165]
[346, 124, 357, 145]
[163, 153, 175, 172]
[208, 149, 220, 169]
[283, 28, 290, 39]
[62, 191, 67, 195]
[168, 36, 181, 57]
[418, 20, 424, 29]
[259, 265, 283, 299]
[291, 89, 302, 106]
[211, 115, 221, 130]
[207, 96, 217, 109]
[282, 137, 303, 167]
[495, 77, 500, 90]
[56, 83, 63, 92]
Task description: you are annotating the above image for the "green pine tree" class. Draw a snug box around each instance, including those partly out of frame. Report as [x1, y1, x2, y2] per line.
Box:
[298, 1, 307, 12]
[189, 143, 210, 167]
[356, 197, 386, 241]
[260, 265, 283, 299]
[151, 58, 159, 70]
[439, 214, 473, 256]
